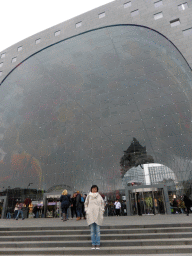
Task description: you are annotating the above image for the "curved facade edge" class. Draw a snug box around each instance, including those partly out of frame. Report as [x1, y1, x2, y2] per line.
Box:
[0, 0, 192, 84]
[0, 23, 192, 87]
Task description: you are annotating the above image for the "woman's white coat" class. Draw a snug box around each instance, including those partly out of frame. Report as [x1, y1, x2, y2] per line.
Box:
[84, 192, 104, 226]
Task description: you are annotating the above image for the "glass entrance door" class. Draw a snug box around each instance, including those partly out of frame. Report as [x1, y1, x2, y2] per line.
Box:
[130, 192, 137, 215]
[129, 187, 166, 215]
[153, 189, 165, 214]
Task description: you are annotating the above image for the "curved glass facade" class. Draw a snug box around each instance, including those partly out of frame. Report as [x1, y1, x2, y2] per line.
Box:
[0, 25, 192, 193]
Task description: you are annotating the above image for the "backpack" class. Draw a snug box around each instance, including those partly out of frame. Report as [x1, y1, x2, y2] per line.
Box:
[81, 196, 85, 203]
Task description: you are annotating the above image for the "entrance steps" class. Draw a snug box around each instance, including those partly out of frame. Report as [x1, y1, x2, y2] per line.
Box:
[1, 223, 192, 255]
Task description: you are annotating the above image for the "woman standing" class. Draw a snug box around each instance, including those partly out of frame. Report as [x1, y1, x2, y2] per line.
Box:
[84, 185, 104, 250]
[60, 189, 71, 221]
[70, 193, 77, 219]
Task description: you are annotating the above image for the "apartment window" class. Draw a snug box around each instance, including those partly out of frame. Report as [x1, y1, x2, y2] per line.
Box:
[170, 18, 180, 27]
[183, 27, 192, 36]
[131, 9, 139, 17]
[12, 57, 17, 63]
[178, 2, 188, 11]
[1, 53, 5, 58]
[76, 22, 82, 28]
[154, 12, 163, 20]
[55, 30, 61, 36]
[154, 0, 163, 8]
[35, 39, 41, 44]
[99, 12, 105, 19]
[0, 71, 2, 76]
[0, 62, 3, 68]
[18, 46, 22, 52]
[124, 1, 131, 8]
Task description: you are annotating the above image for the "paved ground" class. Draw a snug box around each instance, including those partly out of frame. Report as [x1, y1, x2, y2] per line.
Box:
[0, 254, 192, 256]
[0, 214, 192, 228]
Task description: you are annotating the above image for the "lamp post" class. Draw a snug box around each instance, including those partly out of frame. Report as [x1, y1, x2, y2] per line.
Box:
[27, 183, 33, 189]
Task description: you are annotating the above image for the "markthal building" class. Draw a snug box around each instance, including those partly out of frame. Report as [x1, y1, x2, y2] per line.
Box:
[0, 0, 192, 215]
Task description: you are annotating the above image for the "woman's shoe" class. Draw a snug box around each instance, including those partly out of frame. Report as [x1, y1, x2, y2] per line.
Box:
[91, 246, 95, 250]
[96, 245, 100, 249]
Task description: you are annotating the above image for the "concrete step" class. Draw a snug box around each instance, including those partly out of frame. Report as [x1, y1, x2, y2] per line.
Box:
[1, 222, 192, 231]
[1, 223, 192, 255]
[1, 254, 192, 256]
[0, 245, 192, 255]
[1, 227, 192, 236]
[1, 255, 192, 256]
[1, 238, 192, 248]
[1, 232, 192, 242]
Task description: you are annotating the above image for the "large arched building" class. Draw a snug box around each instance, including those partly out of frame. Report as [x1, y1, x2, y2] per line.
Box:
[0, 0, 192, 193]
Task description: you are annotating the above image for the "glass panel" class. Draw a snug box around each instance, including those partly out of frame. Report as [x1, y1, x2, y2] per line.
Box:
[130, 192, 137, 215]
[183, 28, 192, 36]
[124, 1, 131, 8]
[0, 25, 191, 193]
[76, 22, 82, 28]
[131, 9, 139, 17]
[154, 12, 163, 20]
[170, 19, 180, 27]
[55, 30, 61, 36]
[154, 0, 163, 8]
[178, 2, 188, 11]
[99, 12, 105, 19]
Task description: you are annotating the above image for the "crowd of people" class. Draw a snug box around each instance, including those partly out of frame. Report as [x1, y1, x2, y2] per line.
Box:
[170, 195, 192, 215]
[5, 193, 192, 221]
[60, 190, 87, 221]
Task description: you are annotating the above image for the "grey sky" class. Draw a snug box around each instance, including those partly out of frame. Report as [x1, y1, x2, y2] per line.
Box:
[0, 0, 114, 52]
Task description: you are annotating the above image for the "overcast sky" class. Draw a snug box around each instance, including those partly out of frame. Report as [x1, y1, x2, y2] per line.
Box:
[0, 0, 114, 53]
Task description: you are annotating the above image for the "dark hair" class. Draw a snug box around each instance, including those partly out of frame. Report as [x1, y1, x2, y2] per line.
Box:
[91, 185, 99, 192]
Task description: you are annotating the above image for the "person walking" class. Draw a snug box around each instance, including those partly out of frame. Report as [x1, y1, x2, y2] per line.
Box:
[60, 189, 71, 221]
[84, 185, 104, 250]
[15, 202, 25, 220]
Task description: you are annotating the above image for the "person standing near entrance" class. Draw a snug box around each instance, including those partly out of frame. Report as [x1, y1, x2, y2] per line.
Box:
[70, 193, 77, 219]
[114, 199, 121, 216]
[60, 189, 71, 221]
[14, 202, 19, 219]
[84, 185, 104, 250]
[76, 191, 82, 220]
[183, 195, 192, 216]
[15, 202, 25, 220]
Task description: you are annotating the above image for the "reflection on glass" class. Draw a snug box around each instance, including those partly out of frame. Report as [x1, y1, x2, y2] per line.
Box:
[0, 25, 191, 195]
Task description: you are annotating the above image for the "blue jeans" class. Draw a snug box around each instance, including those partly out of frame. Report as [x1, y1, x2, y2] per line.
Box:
[36, 211, 39, 218]
[16, 210, 24, 219]
[76, 207, 82, 217]
[6, 212, 11, 219]
[90, 223, 100, 246]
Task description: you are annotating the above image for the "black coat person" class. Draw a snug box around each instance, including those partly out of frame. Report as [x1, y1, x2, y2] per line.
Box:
[60, 189, 71, 221]
[76, 191, 83, 220]
[183, 195, 192, 216]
